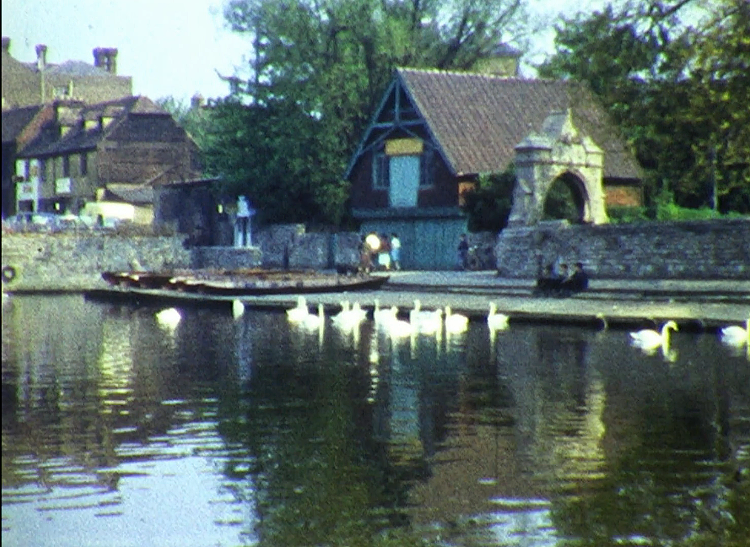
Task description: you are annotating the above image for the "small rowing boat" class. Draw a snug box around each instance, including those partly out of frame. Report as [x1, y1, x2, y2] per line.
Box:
[100, 269, 389, 296]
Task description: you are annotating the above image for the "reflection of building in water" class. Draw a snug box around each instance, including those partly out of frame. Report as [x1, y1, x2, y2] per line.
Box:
[386, 344, 424, 463]
[98, 314, 135, 402]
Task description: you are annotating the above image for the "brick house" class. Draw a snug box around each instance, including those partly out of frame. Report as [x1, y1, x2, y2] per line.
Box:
[6, 96, 201, 221]
[345, 68, 642, 269]
[2, 37, 132, 109]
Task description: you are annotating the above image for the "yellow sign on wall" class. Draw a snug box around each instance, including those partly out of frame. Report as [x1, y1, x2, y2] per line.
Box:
[385, 138, 423, 156]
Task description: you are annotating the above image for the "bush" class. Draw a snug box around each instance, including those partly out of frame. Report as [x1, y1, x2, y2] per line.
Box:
[607, 206, 649, 224]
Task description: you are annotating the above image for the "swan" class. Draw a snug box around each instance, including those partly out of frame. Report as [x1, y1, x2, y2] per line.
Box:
[286, 296, 309, 322]
[373, 299, 397, 325]
[301, 303, 325, 330]
[385, 314, 415, 338]
[415, 307, 443, 334]
[719, 317, 750, 346]
[331, 300, 351, 323]
[444, 306, 469, 334]
[629, 320, 678, 351]
[232, 299, 245, 319]
[487, 302, 509, 331]
[155, 307, 182, 329]
[349, 301, 368, 323]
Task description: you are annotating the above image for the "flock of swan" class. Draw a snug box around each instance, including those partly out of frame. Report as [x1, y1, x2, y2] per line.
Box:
[153, 299, 748, 359]
[280, 296, 509, 340]
[628, 316, 749, 359]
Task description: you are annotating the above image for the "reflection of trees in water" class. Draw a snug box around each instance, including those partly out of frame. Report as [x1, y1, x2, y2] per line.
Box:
[550, 330, 750, 546]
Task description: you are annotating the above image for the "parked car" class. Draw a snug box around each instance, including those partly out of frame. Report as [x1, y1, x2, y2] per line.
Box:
[3, 212, 92, 232]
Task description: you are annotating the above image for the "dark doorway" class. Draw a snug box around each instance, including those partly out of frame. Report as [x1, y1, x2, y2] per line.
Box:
[543, 173, 586, 223]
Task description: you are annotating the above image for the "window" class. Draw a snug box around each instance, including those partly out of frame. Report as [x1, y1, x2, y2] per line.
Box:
[39, 159, 47, 183]
[80, 153, 88, 176]
[62, 155, 70, 177]
[420, 148, 434, 187]
[373, 151, 389, 189]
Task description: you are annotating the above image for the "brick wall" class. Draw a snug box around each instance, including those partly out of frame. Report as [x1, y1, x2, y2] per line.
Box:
[495, 218, 750, 279]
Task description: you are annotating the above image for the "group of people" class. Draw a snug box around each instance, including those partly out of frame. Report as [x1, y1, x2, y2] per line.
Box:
[534, 262, 589, 297]
[360, 232, 401, 272]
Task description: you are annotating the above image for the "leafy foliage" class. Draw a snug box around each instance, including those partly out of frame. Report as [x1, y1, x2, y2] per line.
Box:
[461, 169, 516, 232]
[538, 0, 750, 215]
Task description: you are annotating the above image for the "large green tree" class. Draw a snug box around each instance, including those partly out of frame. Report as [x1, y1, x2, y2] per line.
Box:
[204, 0, 531, 226]
[538, 0, 750, 214]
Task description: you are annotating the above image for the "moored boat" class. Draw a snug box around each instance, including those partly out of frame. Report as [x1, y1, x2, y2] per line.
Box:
[101, 269, 389, 296]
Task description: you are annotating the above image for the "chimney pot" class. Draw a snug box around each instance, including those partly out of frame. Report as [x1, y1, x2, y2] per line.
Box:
[93, 47, 118, 74]
[36, 44, 48, 70]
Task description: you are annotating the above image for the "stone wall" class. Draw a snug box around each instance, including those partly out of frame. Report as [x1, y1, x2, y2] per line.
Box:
[2, 233, 191, 292]
[495, 218, 750, 279]
[191, 246, 262, 270]
[254, 225, 361, 270]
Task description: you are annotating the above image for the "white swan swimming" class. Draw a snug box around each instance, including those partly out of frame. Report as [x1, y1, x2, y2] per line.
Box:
[629, 320, 679, 351]
[373, 299, 398, 325]
[301, 303, 325, 330]
[487, 302, 509, 331]
[349, 301, 368, 323]
[155, 307, 182, 330]
[409, 308, 443, 334]
[332, 300, 367, 330]
[331, 300, 351, 323]
[719, 317, 750, 346]
[385, 312, 415, 338]
[444, 306, 469, 334]
[286, 296, 309, 322]
[232, 299, 245, 319]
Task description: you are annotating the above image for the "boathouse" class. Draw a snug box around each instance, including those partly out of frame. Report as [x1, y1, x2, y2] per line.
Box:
[345, 68, 642, 270]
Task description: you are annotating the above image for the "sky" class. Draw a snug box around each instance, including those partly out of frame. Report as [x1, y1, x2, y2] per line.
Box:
[2, 0, 610, 105]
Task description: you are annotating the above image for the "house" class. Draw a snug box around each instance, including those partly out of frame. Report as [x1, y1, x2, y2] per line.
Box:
[2, 37, 132, 109]
[345, 67, 642, 269]
[2, 104, 43, 217]
[5, 95, 202, 221]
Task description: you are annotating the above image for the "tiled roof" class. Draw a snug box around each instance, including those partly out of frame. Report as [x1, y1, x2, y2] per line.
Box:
[17, 96, 167, 157]
[105, 183, 154, 205]
[397, 68, 640, 179]
[1, 105, 43, 143]
[45, 60, 111, 77]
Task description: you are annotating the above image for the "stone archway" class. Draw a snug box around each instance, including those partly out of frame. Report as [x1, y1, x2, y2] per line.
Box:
[543, 172, 589, 222]
[507, 109, 608, 227]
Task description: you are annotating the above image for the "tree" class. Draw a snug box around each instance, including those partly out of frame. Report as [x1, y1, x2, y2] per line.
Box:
[461, 169, 516, 232]
[208, 0, 532, 226]
[538, 0, 750, 214]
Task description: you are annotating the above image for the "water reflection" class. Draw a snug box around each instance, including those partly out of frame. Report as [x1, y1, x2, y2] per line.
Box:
[2, 295, 749, 547]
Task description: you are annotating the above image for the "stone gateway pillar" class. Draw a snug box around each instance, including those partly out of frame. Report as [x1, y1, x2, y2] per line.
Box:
[507, 109, 608, 227]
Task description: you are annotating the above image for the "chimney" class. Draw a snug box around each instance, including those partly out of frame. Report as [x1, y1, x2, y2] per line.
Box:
[36, 44, 48, 71]
[190, 93, 205, 109]
[93, 47, 118, 74]
[1, 37, 9, 54]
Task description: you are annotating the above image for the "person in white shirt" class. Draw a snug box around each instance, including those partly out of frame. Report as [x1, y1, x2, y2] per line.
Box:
[390, 233, 401, 270]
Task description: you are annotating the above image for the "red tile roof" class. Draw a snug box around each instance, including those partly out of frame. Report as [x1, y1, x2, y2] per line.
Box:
[397, 68, 640, 180]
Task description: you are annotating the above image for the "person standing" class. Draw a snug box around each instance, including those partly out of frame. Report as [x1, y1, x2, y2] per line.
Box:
[457, 234, 469, 270]
[390, 233, 401, 271]
[377, 233, 391, 270]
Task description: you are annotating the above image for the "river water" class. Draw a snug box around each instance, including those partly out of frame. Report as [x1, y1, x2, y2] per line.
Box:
[2, 294, 748, 547]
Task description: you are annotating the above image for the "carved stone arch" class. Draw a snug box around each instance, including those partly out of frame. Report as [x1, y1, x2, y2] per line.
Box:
[543, 169, 591, 222]
[507, 109, 608, 226]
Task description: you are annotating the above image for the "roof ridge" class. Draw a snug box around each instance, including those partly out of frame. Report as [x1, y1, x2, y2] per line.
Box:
[396, 66, 558, 83]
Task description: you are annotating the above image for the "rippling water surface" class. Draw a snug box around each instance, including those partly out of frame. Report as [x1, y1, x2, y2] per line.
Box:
[2, 294, 749, 547]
